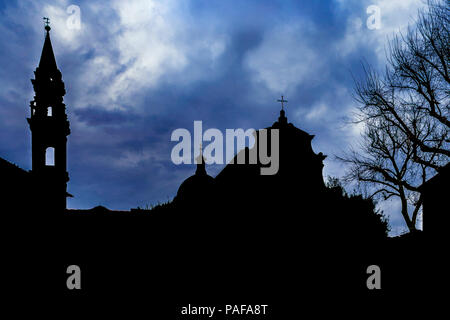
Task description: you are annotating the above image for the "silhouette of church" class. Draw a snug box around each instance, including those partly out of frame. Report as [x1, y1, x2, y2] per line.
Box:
[173, 103, 329, 210]
[3, 22, 445, 304]
[0, 23, 389, 243]
[166, 101, 389, 242]
[1, 23, 70, 213]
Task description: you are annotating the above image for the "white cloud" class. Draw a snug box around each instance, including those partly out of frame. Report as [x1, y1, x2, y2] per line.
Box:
[307, 103, 329, 121]
[70, 0, 229, 112]
[335, 0, 427, 63]
[0, 0, 228, 113]
[244, 22, 325, 94]
[43, 0, 86, 50]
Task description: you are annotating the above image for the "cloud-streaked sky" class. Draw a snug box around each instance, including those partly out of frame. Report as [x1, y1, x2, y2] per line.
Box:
[0, 0, 427, 235]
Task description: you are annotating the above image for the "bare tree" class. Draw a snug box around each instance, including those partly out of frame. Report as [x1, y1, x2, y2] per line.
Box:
[340, 0, 449, 232]
[338, 114, 439, 232]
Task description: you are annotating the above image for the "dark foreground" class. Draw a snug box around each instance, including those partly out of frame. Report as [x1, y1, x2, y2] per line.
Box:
[2, 207, 442, 317]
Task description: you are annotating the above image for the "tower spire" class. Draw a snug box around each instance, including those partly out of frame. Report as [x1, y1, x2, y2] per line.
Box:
[39, 17, 57, 71]
[195, 144, 207, 175]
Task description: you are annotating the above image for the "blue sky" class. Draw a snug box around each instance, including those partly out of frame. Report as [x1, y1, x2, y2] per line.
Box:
[0, 0, 427, 235]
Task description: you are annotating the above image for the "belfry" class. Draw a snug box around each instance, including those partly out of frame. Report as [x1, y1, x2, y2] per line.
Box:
[27, 19, 71, 211]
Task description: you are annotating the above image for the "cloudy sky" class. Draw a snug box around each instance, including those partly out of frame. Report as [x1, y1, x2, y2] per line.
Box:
[0, 0, 427, 235]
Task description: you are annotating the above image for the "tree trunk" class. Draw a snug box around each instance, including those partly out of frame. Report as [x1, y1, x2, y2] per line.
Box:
[399, 187, 416, 232]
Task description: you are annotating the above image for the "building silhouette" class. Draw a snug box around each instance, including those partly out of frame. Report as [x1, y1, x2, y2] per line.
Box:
[1, 23, 444, 303]
[419, 163, 450, 238]
[28, 23, 71, 212]
[1, 24, 70, 213]
[0, 23, 390, 243]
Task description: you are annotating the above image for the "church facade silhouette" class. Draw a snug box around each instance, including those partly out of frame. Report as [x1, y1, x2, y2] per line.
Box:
[1, 23, 445, 240]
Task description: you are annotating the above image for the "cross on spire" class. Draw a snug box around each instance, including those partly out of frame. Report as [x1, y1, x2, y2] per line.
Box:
[277, 95, 288, 111]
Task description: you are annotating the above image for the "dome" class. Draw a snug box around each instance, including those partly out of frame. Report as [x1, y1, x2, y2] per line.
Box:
[174, 152, 215, 205]
[175, 173, 215, 204]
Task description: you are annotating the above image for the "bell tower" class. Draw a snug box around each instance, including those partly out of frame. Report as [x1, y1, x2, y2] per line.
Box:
[27, 20, 70, 212]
